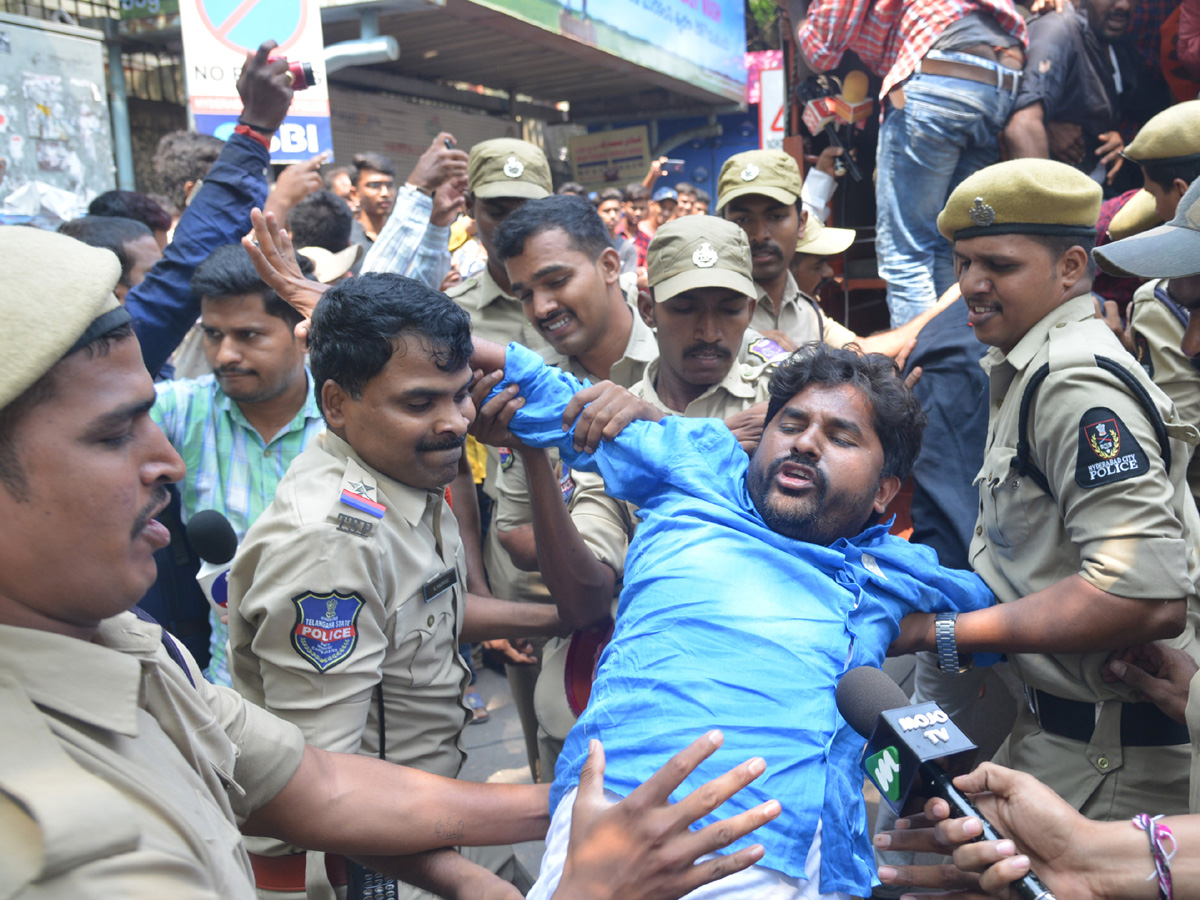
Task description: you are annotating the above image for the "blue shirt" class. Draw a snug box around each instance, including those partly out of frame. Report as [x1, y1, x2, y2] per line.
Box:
[125, 132, 269, 378]
[496, 343, 995, 895]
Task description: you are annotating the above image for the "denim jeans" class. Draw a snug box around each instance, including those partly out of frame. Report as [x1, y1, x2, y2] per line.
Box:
[876, 50, 1019, 326]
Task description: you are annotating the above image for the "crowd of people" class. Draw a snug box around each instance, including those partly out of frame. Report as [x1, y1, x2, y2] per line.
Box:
[6, 0, 1200, 897]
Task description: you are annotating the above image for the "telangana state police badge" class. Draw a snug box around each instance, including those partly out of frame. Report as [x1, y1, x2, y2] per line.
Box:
[290, 590, 365, 672]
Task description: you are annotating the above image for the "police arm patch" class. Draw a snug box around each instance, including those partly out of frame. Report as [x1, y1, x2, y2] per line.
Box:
[290, 590, 365, 672]
[1133, 332, 1154, 378]
[1075, 407, 1149, 488]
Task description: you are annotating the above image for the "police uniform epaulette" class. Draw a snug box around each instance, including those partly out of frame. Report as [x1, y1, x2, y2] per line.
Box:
[0, 675, 140, 891]
[327, 458, 385, 539]
[444, 276, 479, 299]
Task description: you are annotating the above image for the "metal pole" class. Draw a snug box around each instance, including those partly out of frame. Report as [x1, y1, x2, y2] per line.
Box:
[106, 39, 136, 189]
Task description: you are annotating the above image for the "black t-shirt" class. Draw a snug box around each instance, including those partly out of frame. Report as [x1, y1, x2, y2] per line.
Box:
[1015, 9, 1139, 169]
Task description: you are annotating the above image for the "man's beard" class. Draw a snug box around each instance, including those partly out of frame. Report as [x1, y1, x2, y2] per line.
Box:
[747, 453, 882, 545]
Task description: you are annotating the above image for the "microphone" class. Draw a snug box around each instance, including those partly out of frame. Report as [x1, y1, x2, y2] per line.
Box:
[797, 76, 864, 182]
[187, 509, 238, 616]
[834, 70, 873, 128]
[836, 666, 1057, 900]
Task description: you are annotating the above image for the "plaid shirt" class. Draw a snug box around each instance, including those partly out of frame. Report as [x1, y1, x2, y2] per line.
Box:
[360, 183, 452, 289]
[799, 0, 1027, 98]
[152, 372, 325, 685]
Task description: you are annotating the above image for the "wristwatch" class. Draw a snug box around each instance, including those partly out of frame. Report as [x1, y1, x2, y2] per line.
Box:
[935, 612, 973, 675]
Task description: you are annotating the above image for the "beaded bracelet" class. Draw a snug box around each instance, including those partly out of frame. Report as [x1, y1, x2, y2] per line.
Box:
[1132, 813, 1177, 900]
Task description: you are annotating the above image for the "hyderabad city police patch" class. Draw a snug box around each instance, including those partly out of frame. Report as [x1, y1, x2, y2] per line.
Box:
[290, 590, 365, 672]
[1075, 407, 1149, 488]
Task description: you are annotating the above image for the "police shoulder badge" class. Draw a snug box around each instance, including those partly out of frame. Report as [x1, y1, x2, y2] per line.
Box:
[740, 163, 760, 182]
[498, 446, 514, 471]
[747, 336, 788, 364]
[692, 242, 718, 268]
[291, 590, 365, 672]
[503, 156, 525, 178]
[969, 197, 996, 227]
[1075, 407, 1149, 488]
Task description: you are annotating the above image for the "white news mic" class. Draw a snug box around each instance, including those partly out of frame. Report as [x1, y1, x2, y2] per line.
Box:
[187, 509, 238, 617]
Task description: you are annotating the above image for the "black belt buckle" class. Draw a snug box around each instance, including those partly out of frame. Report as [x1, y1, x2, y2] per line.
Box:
[1034, 689, 1190, 747]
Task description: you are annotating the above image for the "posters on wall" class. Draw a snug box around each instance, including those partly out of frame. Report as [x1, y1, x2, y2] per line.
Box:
[567, 125, 649, 192]
[0, 13, 115, 226]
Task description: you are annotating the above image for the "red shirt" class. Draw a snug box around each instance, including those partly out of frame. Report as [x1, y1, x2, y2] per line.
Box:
[798, 0, 1027, 98]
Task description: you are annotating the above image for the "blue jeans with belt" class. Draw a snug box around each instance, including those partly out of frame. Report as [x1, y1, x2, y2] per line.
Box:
[875, 50, 1020, 326]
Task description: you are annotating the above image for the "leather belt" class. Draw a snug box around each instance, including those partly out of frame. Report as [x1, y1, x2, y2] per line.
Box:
[249, 852, 349, 891]
[1033, 689, 1190, 747]
[918, 57, 1020, 93]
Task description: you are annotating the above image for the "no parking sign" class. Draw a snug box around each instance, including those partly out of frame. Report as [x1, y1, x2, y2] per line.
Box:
[179, 0, 332, 162]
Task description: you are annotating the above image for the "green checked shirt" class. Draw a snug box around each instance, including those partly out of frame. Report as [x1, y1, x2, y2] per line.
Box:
[152, 371, 325, 686]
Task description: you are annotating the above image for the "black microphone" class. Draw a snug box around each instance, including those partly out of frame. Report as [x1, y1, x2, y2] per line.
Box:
[836, 666, 1056, 900]
[186, 510, 238, 613]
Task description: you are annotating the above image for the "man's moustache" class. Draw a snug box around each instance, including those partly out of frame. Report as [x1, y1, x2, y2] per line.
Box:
[416, 434, 467, 452]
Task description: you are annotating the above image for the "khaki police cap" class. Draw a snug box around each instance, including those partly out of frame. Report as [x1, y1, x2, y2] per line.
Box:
[795, 216, 856, 257]
[0, 226, 126, 410]
[647, 216, 756, 303]
[1095, 177, 1200, 279]
[468, 138, 552, 200]
[716, 150, 802, 211]
[937, 159, 1101, 241]
[1123, 100, 1200, 166]
[1106, 189, 1161, 242]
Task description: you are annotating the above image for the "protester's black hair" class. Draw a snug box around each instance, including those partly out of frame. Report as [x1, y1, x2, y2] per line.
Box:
[191, 243, 303, 329]
[0, 320, 135, 501]
[288, 189, 354, 253]
[352, 152, 396, 184]
[597, 187, 624, 204]
[1142, 161, 1200, 195]
[623, 184, 650, 202]
[88, 190, 172, 234]
[308, 273, 473, 417]
[764, 342, 926, 481]
[557, 181, 586, 196]
[493, 194, 614, 262]
[694, 188, 712, 207]
[153, 130, 224, 211]
[58, 216, 154, 287]
[675, 181, 697, 199]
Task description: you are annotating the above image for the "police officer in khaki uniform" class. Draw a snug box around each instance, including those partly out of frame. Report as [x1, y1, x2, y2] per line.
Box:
[717, 149, 953, 361]
[228, 274, 570, 899]
[0, 228, 557, 900]
[1094, 103, 1200, 510]
[497, 217, 782, 744]
[926, 159, 1200, 820]
[468, 194, 656, 780]
[0, 227, 788, 900]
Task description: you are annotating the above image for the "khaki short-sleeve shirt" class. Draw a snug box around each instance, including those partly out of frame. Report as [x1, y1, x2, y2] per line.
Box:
[228, 431, 471, 868]
[970, 293, 1200, 703]
[0, 615, 304, 898]
[1127, 279, 1200, 510]
[751, 272, 857, 348]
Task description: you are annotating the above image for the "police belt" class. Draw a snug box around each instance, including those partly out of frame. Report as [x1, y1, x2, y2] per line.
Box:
[249, 852, 348, 891]
[1032, 689, 1190, 747]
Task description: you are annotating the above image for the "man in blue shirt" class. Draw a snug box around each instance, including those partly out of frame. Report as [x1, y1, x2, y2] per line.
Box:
[468, 337, 996, 899]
